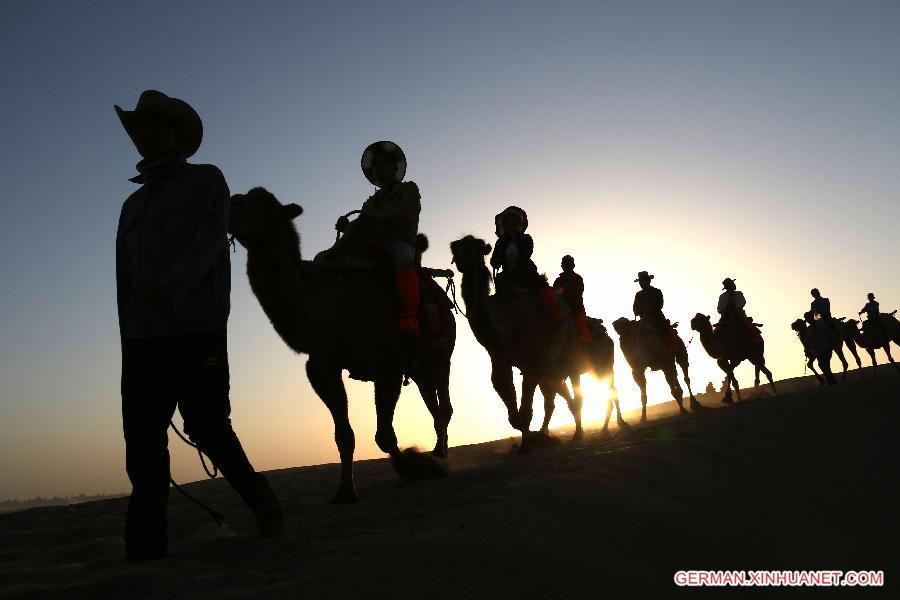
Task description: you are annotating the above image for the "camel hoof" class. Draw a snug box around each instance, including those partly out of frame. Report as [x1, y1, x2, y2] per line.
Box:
[721, 396, 734, 405]
[391, 448, 449, 481]
[330, 487, 359, 504]
[571, 428, 585, 442]
[523, 430, 563, 449]
[617, 418, 630, 429]
[690, 400, 707, 412]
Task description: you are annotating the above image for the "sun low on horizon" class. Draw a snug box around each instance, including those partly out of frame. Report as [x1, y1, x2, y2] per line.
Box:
[1, 1, 899, 503]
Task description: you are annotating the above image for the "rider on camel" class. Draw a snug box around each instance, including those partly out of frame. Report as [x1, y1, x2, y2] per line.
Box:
[490, 206, 564, 322]
[632, 271, 678, 352]
[858, 293, 884, 334]
[553, 255, 591, 342]
[717, 277, 761, 344]
[809, 288, 841, 342]
[336, 141, 421, 337]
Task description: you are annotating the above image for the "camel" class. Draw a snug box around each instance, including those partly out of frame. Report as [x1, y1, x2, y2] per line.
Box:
[228, 187, 453, 503]
[690, 314, 777, 403]
[449, 235, 582, 448]
[539, 317, 628, 437]
[611, 318, 703, 423]
[790, 318, 839, 385]
[843, 312, 900, 373]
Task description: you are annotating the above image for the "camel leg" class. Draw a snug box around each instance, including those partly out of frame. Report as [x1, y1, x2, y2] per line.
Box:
[306, 358, 357, 503]
[834, 346, 849, 382]
[884, 345, 899, 372]
[491, 360, 520, 430]
[568, 373, 585, 440]
[518, 373, 540, 452]
[754, 358, 777, 394]
[606, 372, 627, 429]
[808, 358, 825, 385]
[539, 381, 557, 435]
[374, 371, 403, 457]
[519, 373, 539, 434]
[730, 362, 744, 402]
[434, 358, 453, 458]
[820, 357, 836, 385]
[716, 358, 734, 404]
[867, 348, 878, 374]
[754, 365, 760, 388]
[663, 364, 688, 415]
[411, 373, 444, 458]
[633, 368, 648, 424]
[846, 342, 864, 375]
[678, 359, 704, 411]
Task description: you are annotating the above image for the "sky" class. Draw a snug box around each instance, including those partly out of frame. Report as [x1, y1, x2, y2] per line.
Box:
[1, 0, 898, 500]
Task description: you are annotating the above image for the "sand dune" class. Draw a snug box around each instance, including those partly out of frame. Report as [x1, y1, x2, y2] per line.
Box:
[1, 370, 898, 598]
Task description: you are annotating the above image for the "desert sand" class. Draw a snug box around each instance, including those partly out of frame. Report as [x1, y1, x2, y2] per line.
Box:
[1, 370, 898, 598]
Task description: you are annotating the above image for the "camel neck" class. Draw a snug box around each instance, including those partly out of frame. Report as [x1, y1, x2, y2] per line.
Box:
[246, 240, 312, 355]
[460, 262, 498, 349]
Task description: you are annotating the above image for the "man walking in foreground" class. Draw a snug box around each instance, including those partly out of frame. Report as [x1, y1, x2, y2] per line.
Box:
[115, 90, 281, 562]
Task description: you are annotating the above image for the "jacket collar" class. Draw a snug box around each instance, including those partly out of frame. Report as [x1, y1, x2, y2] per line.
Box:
[129, 154, 186, 184]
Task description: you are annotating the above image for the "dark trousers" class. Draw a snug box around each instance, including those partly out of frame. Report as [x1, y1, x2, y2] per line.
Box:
[121, 328, 261, 558]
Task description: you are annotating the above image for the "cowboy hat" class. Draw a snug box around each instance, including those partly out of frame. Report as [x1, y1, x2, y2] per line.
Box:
[722, 277, 736, 289]
[634, 271, 654, 282]
[495, 206, 529, 236]
[361, 141, 407, 186]
[114, 90, 203, 158]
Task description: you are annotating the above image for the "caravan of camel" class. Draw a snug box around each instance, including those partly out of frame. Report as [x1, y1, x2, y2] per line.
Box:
[227, 142, 900, 504]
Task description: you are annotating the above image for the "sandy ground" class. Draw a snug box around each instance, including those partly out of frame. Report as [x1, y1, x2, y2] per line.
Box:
[1, 370, 898, 598]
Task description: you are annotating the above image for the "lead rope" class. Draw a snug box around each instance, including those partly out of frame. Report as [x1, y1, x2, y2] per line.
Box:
[168, 420, 224, 526]
[445, 275, 466, 318]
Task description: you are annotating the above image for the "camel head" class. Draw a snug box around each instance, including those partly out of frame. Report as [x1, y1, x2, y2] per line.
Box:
[229, 187, 303, 249]
[449, 235, 491, 273]
[610, 317, 636, 337]
[690, 313, 712, 332]
[790, 318, 807, 334]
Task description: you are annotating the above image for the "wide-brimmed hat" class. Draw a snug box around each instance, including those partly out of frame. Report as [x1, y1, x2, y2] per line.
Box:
[114, 90, 203, 158]
[495, 206, 529, 236]
[722, 277, 736, 289]
[634, 271, 654, 283]
[361, 141, 406, 186]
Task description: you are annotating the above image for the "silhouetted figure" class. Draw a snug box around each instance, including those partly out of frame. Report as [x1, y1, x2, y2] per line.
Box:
[114, 91, 281, 562]
[337, 141, 422, 336]
[810, 288, 841, 341]
[717, 278, 761, 344]
[553, 255, 591, 342]
[858, 293, 884, 334]
[632, 271, 678, 351]
[705, 382, 716, 395]
[490, 206, 564, 322]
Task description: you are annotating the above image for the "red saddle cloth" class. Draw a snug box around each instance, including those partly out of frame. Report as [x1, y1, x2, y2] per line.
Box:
[417, 273, 454, 339]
